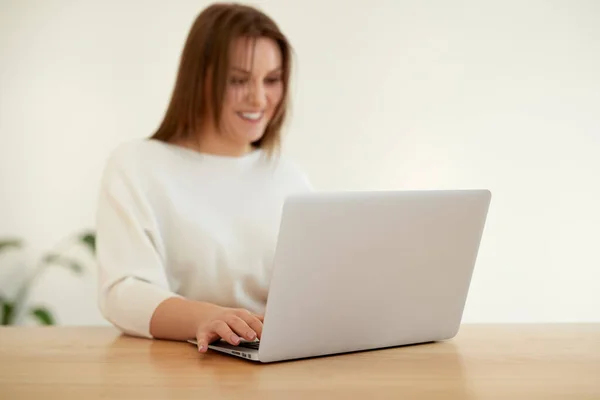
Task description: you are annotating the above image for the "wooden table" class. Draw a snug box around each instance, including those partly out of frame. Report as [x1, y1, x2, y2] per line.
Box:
[0, 324, 598, 399]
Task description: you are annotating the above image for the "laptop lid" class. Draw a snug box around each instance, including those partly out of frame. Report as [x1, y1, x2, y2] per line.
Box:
[257, 189, 491, 363]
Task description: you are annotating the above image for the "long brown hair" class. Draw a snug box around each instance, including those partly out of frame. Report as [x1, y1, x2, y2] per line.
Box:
[150, 3, 293, 154]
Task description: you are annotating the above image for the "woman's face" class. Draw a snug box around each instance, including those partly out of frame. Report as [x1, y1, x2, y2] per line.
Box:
[220, 36, 284, 148]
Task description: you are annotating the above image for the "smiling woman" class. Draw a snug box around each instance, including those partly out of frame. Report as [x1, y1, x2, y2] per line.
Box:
[222, 37, 285, 147]
[94, 3, 311, 353]
[150, 3, 292, 157]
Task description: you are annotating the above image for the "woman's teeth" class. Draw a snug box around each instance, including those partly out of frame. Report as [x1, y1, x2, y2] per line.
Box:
[238, 112, 263, 121]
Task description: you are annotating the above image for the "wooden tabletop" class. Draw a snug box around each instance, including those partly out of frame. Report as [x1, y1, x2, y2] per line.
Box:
[0, 324, 598, 399]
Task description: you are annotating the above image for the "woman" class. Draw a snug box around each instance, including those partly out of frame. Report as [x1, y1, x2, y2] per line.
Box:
[95, 3, 312, 353]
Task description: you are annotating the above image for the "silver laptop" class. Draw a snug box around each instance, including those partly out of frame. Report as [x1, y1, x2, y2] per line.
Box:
[189, 189, 492, 363]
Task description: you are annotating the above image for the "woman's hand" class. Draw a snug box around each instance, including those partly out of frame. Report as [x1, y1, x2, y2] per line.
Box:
[195, 306, 264, 353]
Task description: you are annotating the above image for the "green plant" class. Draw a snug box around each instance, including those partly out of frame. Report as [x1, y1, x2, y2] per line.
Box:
[0, 231, 96, 325]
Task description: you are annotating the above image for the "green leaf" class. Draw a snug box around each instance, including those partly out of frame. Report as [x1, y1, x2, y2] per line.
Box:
[79, 232, 96, 253]
[43, 254, 84, 274]
[0, 239, 22, 253]
[0, 296, 16, 325]
[30, 307, 55, 325]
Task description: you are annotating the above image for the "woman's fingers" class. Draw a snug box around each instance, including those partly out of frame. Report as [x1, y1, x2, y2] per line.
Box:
[227, 315, 260, 341]
[237, 311, 263, 339]
[195, 308, 265, 353]
[196, 331, 219, 353]
[211, 320, 241, 345]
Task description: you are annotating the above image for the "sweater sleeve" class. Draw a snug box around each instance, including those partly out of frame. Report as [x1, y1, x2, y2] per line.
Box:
[95, 150, 180, 338]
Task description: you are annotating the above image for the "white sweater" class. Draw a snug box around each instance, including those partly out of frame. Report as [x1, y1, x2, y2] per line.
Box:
[95, 139, 312, 338]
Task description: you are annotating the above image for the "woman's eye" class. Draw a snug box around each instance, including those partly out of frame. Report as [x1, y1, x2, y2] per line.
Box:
[266, 77, 282, 85]
[229, 77, 247, 85]
[229, 76, 281, 86]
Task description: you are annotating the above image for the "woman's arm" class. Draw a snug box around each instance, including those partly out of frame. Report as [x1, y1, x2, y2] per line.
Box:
[149, 297, 263, 351]
[149, 297, 216, 340]
[96, 149, 177, 338]
[96, 146, 262, 347]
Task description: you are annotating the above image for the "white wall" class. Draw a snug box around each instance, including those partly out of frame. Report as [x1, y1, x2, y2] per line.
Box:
[1, 0, 598, 325]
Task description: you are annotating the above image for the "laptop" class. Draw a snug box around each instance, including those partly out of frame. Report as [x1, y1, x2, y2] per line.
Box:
[188, 189, 492, 363]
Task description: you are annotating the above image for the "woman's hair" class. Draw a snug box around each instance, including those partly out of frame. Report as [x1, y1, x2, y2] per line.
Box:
[150, 2, 293, 154]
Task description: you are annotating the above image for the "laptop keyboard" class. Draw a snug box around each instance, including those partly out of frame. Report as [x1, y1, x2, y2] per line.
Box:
[237, 340, 260, 350]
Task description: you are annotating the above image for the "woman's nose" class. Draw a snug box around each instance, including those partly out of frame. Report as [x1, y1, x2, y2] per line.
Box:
[246, 83, 267, 108]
